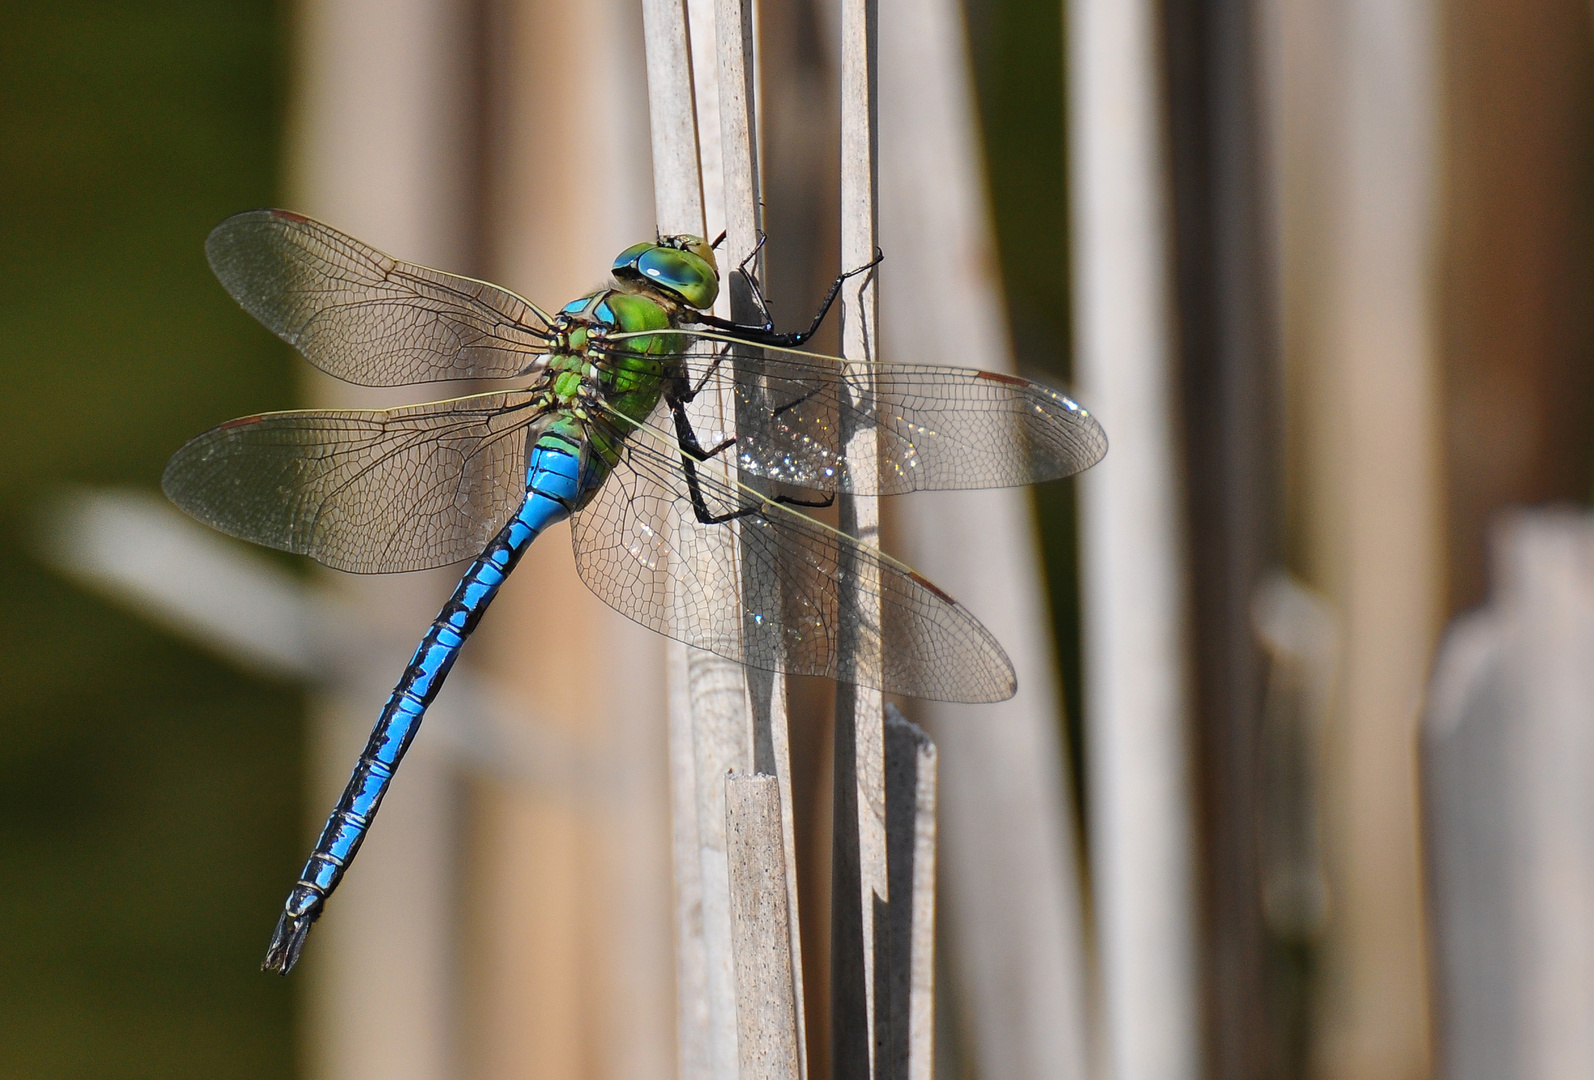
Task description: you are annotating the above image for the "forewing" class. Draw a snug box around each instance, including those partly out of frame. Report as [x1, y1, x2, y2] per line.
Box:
[631, 334, 1106, 494]
[569, 412, 1015, 703]
[163, 391, 546, 573]
[207, 209, 554, 386]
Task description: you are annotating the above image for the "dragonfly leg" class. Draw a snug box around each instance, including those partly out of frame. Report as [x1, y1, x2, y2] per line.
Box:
[262, 433, 589, 974]
[666, 405, 750, 525]
[666, 390, 736, 462]
[678, 463, 836, 525]
[678, 348, 828, 424]
[732, 231, 776, 332]
[673, 444, 836, 525]
[695, 247, 884, 348]
[679, 457, 760, 525]
[679, 348, 727, 403]
[667, 385, 837, 521]
[773, 491, 834, 509]
[772, 384, 825, 419]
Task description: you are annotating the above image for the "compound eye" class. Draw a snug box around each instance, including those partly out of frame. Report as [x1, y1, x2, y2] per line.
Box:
[636, 246, 718, 309]
[611, 242, 654, 275]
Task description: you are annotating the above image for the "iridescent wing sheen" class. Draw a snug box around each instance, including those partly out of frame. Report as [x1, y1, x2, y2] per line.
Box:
[207, 209, 555, 387]
[601, 331, 1106, 495]
[162, 391, 548, 574]
[569, 405, 1016, 704]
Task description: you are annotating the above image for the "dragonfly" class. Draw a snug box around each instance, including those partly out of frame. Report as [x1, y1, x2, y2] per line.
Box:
[163, 209, 1107, 974]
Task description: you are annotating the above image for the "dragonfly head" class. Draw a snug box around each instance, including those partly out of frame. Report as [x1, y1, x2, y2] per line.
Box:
[612, 236, 720, 310]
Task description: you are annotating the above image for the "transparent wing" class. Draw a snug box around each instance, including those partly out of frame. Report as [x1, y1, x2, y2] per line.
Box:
[569, 407, 1015, 703]
[163, 391, 547, 573]
[708, 337, 1104, 492]
[604, 331, 1106, 495]
[207, 209, 555, 386]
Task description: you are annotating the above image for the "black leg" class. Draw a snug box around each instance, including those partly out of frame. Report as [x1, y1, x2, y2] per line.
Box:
[667, 391, 839, 524]
[675, 348, 728, 404]
[772, 491, 835, 509]
[733, 232, 777, 331]
[667, 386, 736, 462]
[697, 247, 885, 348]
[680, 467, 835, 526]
[772, 384, 826, 419]
[671, 430, 757, 525]
[667, 365, 843, 526]
[677, 339, 825, 424]
[665, 386, 749, 525]
[681, 456, 762, 524]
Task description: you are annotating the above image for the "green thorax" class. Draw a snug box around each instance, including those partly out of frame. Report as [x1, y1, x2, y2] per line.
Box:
[538, 285, 693, 475]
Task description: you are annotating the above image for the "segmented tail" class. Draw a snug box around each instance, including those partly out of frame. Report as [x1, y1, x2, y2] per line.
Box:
[256, 433, 587, 974]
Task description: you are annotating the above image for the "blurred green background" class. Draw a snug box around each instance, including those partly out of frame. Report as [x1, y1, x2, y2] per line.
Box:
[0, 2, 301, 1076]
